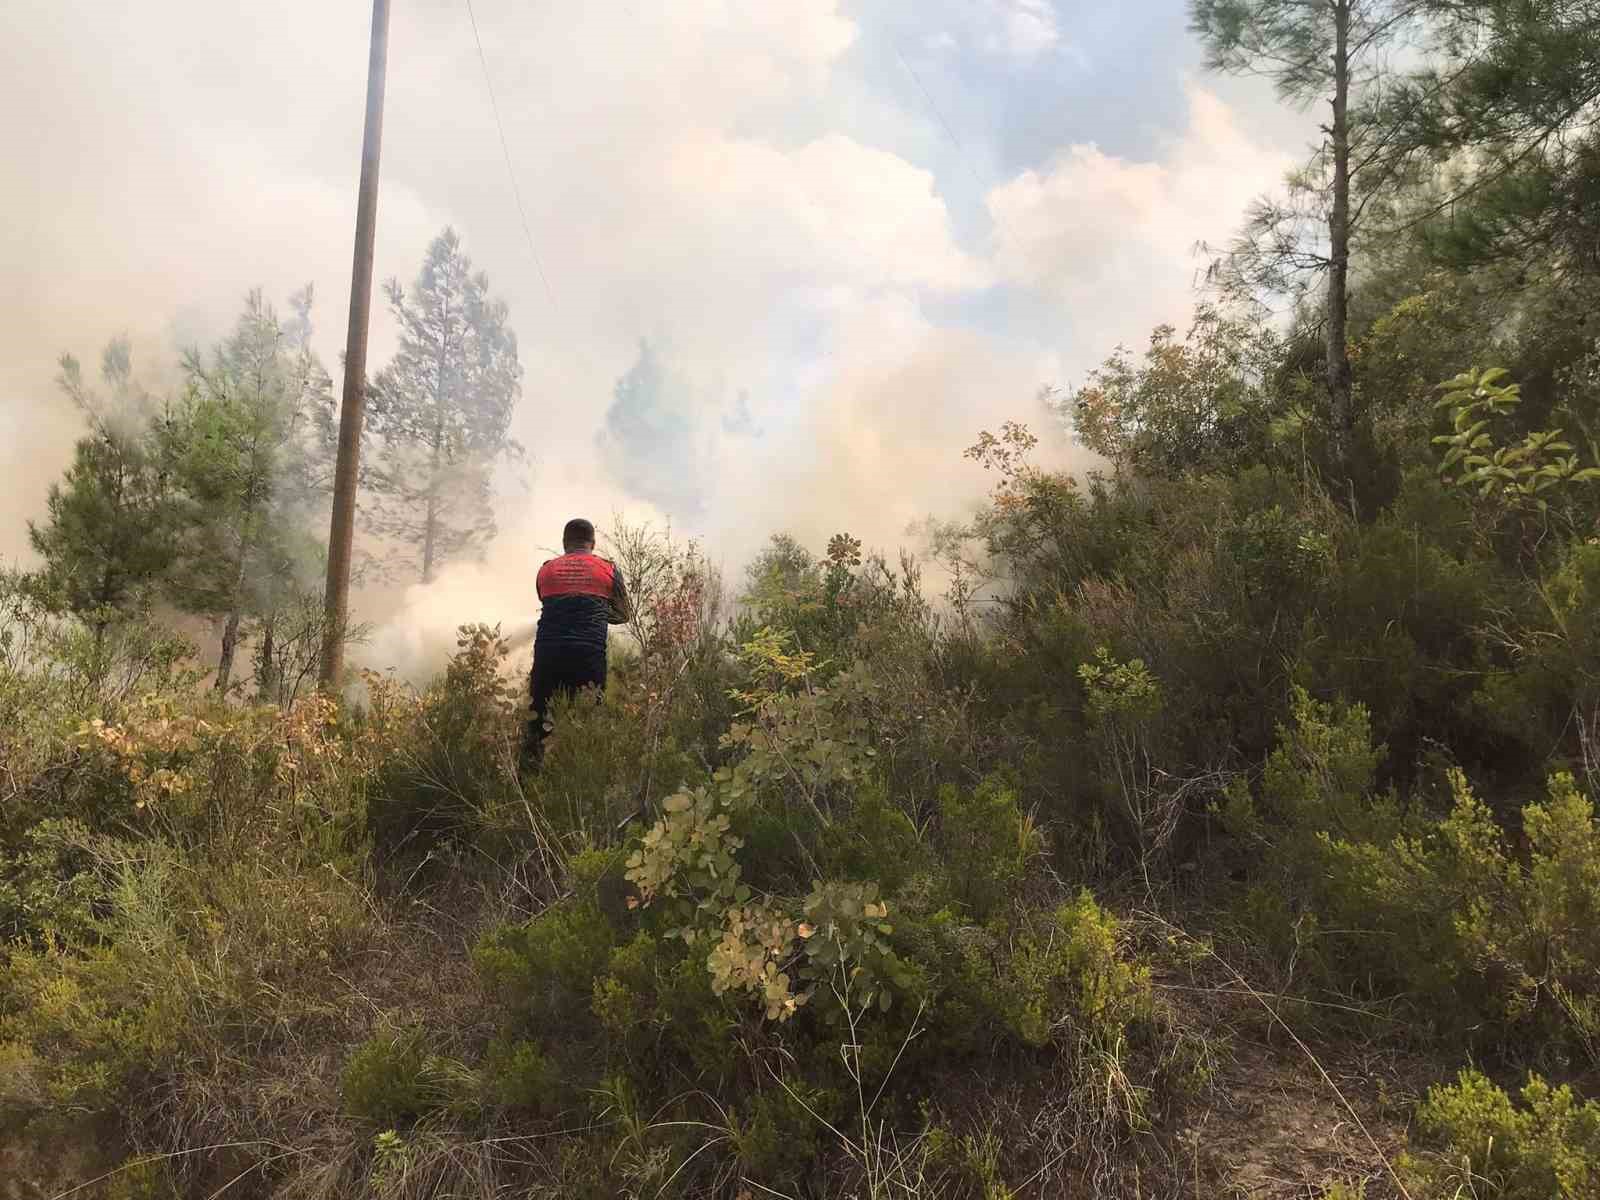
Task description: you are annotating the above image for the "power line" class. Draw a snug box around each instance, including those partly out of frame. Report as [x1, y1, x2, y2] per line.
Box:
[893, 42, 980, 186]
[891, 39, 1027, 269]
[464, 0, 560, 316]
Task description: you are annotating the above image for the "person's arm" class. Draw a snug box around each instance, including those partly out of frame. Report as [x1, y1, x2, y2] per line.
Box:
[607, 565, 633, 624]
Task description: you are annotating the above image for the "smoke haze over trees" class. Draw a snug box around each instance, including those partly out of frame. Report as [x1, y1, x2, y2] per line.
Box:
[164, 289, 338, 692]
[27, 341, 177, 652]
[365, 227, 524, 584]
[17, 1, 1600, 1195]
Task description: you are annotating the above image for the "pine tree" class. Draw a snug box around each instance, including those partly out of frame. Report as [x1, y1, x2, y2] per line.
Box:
[253, 284, 340, 703]
[166, 289, 334, 694]
[1191, 0, 1433, 482]
[366, 228, 523, 584]
[1403, 1, 1600, 276]
[27, 339, 175, 650]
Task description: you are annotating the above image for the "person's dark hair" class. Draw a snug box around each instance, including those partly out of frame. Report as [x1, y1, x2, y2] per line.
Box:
[562, 518, 596, 550]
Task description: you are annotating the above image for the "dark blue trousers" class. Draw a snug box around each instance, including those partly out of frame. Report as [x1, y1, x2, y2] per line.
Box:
[521, 642, 608, 769]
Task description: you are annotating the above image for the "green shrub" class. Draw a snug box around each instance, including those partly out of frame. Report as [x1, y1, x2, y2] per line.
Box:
[365, 625, 520, 854]
[885, 887, 1154, 1079]
[0, 818, 109, 944]
[340, 1025, 474, 1124]
[104, 1156, 182, 1200]
[591, 930, 738, 1082]
[522, 681, 697, 841]
[475, 867, 744, 1110]
[479, 1036, 562, 1114]
[473, 898, 618, 1029]
[1301, 513, 1492, 778]
[1312, 768, 1600, 1056]
[1470, 541, 1600, 783]
[731, 1079, 835, 1187]
[936, 777, 1033, 921]
[1400, 1069, 1600, 1198]
[0, 828, 373, 1136]
[1233, 676, 1600, 1058]
[815, 779, 927, 895]
[1320, 1182, 1366, 1200]
[1003, 891, 1152, 1050]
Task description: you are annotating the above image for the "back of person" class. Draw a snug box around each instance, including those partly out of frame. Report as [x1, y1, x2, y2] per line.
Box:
[535, 549, 623, 652]
[520, 518, 631, 774]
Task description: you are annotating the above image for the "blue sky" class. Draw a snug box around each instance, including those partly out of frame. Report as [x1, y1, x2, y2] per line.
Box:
[848, 0, 1199, 167]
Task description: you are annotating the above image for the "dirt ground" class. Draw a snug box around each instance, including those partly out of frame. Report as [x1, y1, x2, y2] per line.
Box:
[1142, 970, 1438, 1200]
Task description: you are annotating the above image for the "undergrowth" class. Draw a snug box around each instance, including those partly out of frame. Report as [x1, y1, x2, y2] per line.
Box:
[9, 386, 1600, 1196]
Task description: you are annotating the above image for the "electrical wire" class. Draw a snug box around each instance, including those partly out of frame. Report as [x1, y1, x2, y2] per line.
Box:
[464, 0, 560, 316]
[890, 39, 1026, 264]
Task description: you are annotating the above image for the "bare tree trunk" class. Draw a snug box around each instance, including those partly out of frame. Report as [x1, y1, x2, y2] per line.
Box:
[257, 618, 276, 702]
[1326, 0, 1356, 483]
[92, 563, 114, 668]
[422, 437, 440, 585]
[90, 459, 125, 694]
[214, 542, 252, 695]
[216, 609, 243, 694]
[421, 299, 450, 586]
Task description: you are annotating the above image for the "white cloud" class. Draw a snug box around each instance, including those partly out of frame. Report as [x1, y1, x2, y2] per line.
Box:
[905, 1, 1074, 62]
[657, 132, 989, 296]
[988, 84, 1293, 359]
[993, 0, 1063, 57]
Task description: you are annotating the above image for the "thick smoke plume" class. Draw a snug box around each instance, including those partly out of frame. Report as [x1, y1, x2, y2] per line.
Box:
[3, 1, 1296, 684]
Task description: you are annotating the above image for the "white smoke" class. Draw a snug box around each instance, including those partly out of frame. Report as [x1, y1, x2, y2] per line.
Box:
[3, 2, 1298, 685]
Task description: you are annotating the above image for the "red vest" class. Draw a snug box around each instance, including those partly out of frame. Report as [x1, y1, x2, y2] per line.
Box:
[537, 551, 618, 600]
[535, 552, 619, 651]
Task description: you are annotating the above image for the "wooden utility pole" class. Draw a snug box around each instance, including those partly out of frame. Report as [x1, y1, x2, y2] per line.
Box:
[320, 0, 391, 689]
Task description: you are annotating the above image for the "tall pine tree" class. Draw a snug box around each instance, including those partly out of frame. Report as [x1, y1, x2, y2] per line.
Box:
[28, 339, 175, 649]
[166, 289, 334, 693]
[366, 227, 523, 583]
[1191, 0, 1434, 483]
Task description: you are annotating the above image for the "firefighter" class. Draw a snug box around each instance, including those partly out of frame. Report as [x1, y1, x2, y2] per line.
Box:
[520, 518, 632, 772]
